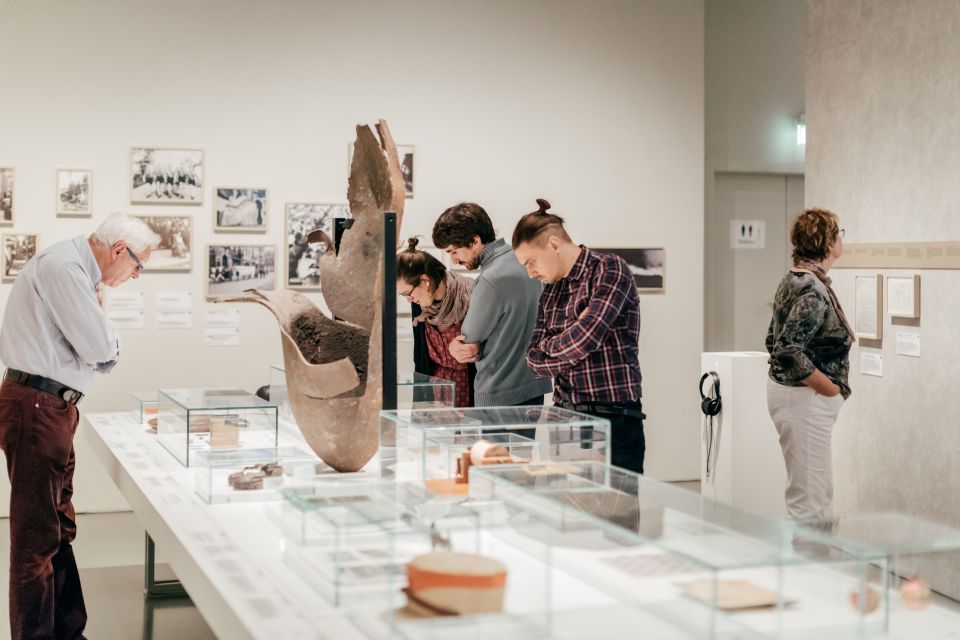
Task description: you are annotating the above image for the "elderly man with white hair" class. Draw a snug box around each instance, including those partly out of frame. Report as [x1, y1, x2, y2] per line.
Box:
[0, 213, 159, 640]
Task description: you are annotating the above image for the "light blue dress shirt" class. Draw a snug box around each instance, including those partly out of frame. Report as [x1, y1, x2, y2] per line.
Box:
[0, 236, 119, 393]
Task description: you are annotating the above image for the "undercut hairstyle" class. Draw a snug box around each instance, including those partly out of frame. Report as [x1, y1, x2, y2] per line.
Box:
[511, 198, 570, 248]
[791, 208, 840, 263]
[397, 236, 447, 290]
[432, 202, 496, 248]
[92, 212, 162, 253]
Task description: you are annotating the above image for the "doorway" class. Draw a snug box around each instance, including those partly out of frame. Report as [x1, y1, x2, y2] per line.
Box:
[705, 172, 804, 352]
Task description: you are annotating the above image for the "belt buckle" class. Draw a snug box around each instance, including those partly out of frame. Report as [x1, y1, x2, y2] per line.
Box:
[62, 389, 83, 405]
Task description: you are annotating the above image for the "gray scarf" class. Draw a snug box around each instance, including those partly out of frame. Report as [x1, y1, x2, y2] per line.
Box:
[413, 271, 473, 332]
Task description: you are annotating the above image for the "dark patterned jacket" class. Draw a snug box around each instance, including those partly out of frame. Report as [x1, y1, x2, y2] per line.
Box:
[765, 271, 853, 398]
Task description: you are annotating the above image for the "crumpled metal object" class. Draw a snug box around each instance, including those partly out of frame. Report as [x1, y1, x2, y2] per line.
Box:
[220, 120, 404, 472]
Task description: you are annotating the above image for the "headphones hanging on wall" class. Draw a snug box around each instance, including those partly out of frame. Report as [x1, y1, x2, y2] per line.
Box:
[699, 371, 722, 417]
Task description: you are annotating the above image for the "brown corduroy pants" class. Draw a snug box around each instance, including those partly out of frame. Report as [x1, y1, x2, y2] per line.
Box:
[0, 379, 87, 640]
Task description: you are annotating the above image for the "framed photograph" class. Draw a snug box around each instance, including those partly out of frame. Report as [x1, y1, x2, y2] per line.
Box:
[0, 167, 14, 226]
[136, 215, 193, 272]
[207, 244, 277, 299]
[285, 203, 350, 289]
[593, 247, 665, 293]
[887, 274, 921, 319]
[56, 169, 93, 217]
[348, 143, 414, 198]
[398, 144, 414, 198]
[214, 187, 268, 232]
[855, 274, 883, 340]
[2, 233, 38, 281]
[130, 147, 204, 205]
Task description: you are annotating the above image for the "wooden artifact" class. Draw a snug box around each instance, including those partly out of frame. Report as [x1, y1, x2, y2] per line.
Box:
[219, 120, 404, 472]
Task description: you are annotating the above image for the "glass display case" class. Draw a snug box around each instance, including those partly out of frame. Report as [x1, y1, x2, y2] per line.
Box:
[470, 461, 881, 639]
[268, 364, 291, 419]
[132, 391, 159, 428]
[397, 370, 457, 410]
[156, 388, 279, 466]
[791, 512, 960, 637]
[279, 481, 554, 640]
[378, 406, 610, 487]
[192, 446, 318, 504]
[269, 366, 456, 419]
[420, 430, 538, 498]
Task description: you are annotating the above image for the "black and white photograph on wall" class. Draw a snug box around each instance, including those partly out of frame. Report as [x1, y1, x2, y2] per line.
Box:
[136, 215, 192, 272]
[214, 187, 268, 232]
[0, 167, 14, 225]
[57, 169, 92, 217]
[594, 247, 666, 293]
[398, 145, 414, 198]
[3, 233, 38, 282]
[207, 244, 277, 299]
[130, 147, 204, 205]
[285, 203, 350, 289]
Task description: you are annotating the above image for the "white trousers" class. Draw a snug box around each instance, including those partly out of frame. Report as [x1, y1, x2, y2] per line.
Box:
[767, 378, 844, 522]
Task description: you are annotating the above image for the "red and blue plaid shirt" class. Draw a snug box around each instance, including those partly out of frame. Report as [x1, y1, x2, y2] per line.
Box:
[526, 246, 643, 404]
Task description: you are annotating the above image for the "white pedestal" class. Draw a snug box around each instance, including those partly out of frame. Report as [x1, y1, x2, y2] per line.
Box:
[700, 351, 786, 518]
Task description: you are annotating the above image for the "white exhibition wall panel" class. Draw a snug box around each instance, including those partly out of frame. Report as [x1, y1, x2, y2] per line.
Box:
[806, 0, 960, 599]
[0, 0, 705, 514]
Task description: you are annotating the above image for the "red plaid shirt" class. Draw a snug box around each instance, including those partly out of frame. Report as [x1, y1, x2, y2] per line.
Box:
[526, 246, 642, 404]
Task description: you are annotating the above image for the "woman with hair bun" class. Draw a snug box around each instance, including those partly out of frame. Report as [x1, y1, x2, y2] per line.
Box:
[397, 237, 475, 407]
[766, 207, 853, 522]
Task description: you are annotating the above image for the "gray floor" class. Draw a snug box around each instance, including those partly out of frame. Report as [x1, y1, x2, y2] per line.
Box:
[0, 512, 215, 640]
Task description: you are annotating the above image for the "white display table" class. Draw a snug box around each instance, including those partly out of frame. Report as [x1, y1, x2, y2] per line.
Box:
[84, 411, 364, 640]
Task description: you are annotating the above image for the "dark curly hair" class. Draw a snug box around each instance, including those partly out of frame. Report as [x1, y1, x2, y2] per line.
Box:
[432, 202, 496, 249]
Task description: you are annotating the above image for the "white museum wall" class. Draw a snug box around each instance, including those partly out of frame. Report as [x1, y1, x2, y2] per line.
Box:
[0, 0, 705, 516]
[704, 0, 807, 351]
[806, 0, 960, 598]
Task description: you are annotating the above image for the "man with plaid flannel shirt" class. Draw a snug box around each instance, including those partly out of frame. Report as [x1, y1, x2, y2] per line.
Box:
[512, 199, 645, 473]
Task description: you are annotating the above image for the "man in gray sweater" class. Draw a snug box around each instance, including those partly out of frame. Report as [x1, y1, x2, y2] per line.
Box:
[433, 202, 552, 407]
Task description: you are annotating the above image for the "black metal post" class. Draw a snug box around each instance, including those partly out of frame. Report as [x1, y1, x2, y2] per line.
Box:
[382, 212, 397, 411]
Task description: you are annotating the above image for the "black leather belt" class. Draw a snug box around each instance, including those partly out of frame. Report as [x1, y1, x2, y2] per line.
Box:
[560, 401, 645, 420]
[4, 369, 84, 405]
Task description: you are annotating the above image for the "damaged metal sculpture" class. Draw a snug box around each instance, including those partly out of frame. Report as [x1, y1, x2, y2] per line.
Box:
[221, 120, 404, 471]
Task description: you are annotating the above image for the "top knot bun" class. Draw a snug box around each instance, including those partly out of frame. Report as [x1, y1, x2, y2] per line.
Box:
[406, 236, 420, 251]
[536, 198, 551, 214]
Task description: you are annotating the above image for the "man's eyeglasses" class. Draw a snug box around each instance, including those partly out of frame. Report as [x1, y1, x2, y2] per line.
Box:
[839, 228, 846, 238]
[125, 246, 144, 273]
[399, 285, 416, 299]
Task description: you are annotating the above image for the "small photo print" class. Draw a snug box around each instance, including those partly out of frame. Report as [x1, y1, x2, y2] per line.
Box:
[214, 187, 268, 232]
[57, 170, 93, 217]
[0, 168, 14, 225]
[3, 234, 38, 281]
[285, 203, 350, 289]
[594, 247, 665, 292]
[136, 215, 192, 272]
[130, 147, 203, 205]
[207, 244, 277, 299]
[398, 145, 414, 198]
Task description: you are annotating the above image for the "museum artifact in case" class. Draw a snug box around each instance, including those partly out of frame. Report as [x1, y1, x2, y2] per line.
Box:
[193, 446, 318, 504]
[378, 406, 610, 485]
[156, 388, 279, 466]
